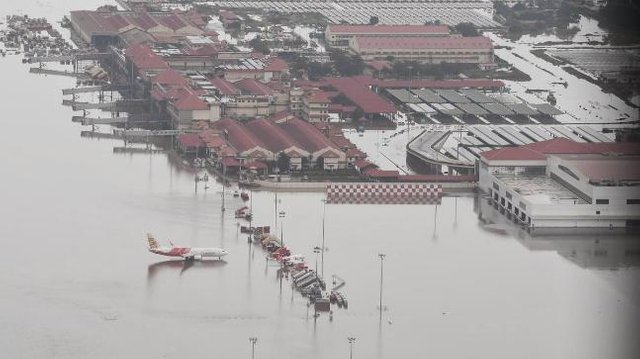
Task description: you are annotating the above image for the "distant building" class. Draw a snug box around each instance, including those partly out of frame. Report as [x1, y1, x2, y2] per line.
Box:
[478, 138, 640, 228]
[349, 36, 494, 67]
[212, 115, 346, 170]
[302, 90, 331, 123]
[325, 24, 451, 49]
[69, 10, 204, 47]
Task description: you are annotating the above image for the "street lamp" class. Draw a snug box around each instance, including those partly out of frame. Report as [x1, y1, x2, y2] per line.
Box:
[348, 337, 356, 359]
[313, 246, 321, 273]
[249, 337, 258, 359]
[321, 199, 326, 278]
[378, 253, 386, 319]
[279, 209, 286, 247]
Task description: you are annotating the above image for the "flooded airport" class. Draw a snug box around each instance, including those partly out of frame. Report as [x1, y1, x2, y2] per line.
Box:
[1, 1, 639, 358]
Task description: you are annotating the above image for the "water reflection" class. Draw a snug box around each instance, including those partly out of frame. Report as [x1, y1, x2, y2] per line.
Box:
[477, 196, 640, 269]
[147, 259, 227, 282]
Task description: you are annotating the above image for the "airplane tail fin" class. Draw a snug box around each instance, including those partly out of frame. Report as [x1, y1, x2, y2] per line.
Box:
[147, 233, 160, 250]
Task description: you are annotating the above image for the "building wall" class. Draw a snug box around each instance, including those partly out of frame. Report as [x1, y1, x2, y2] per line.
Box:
[350, 40, 493, 64]
[325, 27, 450, 49]
[479, 160, 640, 228]
[547, 155, 640, 206]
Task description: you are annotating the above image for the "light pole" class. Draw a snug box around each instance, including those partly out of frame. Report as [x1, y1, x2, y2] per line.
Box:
[279, 210, 286, 247]
[314, 246, 321, 273]
[378, 253, 386, 319]
[348, 337, 356, 359]
[249, 337, 258, 359]
[321, 199, 326, 278]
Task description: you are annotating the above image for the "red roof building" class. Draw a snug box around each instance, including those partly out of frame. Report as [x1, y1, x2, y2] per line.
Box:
[152, 68, 187, 87]
[325, 77, 396, 115]
[480, 137, 640, 163]
[478, 137, 640, 228]
[125, 43, 169, 72]
[209, 77, 239, 96]
[177, 133, 205, 153]
[350, 35, 494, 65]
[325, 24, 450, 49]
[235, 78, 275, 96]
[213, 118, 272, 158]
[174, 92, 209, 111]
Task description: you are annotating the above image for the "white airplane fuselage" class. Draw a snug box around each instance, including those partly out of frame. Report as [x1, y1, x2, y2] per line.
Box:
[150, 247, 228, 260]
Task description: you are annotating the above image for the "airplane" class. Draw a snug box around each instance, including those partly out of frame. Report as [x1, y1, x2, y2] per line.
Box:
[146, 233, 229, 261]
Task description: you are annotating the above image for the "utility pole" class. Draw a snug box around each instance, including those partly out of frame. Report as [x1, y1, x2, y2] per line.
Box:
[249, 337, 258, 359]
[314, 246, 321, 273]
[348, 337, 356, 359]
[279, 209, 286, 247]
[378, 253, 386, 320]
[321, 199, 326, 278]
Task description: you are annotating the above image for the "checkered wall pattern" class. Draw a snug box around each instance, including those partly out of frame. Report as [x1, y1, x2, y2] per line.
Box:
[325, 183, 442, 205]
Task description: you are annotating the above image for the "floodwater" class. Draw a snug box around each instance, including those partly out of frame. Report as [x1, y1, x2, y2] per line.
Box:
[1, 2, 640, 358]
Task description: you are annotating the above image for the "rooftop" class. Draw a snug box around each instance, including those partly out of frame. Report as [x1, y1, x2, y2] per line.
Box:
[355, 36, 493, 50]
[481, 138, 640, 162]
[555, 154, 640, 184]
[327, 24, 450, 35]
[496, 174, 586, 205]
[325, 77, 396, 114]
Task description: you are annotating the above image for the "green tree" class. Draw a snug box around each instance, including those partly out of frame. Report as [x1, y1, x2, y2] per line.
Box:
[248, 36, 271, 55]
[277, 152, 291, 173]
[454, 22, 479, 37]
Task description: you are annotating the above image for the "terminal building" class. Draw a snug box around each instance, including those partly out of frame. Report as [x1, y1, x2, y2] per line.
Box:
[350, 36, 494, 67]
[478, 138, 640, 229]
[325, 24, 451, 49]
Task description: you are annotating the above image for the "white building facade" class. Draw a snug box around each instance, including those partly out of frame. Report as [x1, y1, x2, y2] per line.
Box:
[478, 139, 640, 229]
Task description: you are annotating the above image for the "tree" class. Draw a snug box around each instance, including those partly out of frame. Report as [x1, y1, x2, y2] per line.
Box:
[330, 50, 364, 77]
[369, 16, 379, 25]
[454, 22, 479, 37]
[248, 36, 271, 55]
[277, 152, 291, 173]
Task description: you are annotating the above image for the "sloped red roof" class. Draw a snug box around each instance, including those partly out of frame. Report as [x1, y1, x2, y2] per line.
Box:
[279, 118, 341, 153]
[245, 119, 304, 153]
[355, 36, 493, 50]
[306, 90, 331, 104]
[480, 137, 640, 161]
[235, 78, 274, 96]
[152, 68, 187, 86]
[325, 77, 395, 114]
[209, 77, 239, 96]
[174, 92, 208, 111]
[125, 43, 168, 70]
[157, 13, 188, 31]
[264, 57, 288, 72]
[213, 118, 268, 153]
[178, 133, 205, 148]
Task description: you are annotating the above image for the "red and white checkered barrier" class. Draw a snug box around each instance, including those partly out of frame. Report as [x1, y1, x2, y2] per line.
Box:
[326, 183, 442, 205]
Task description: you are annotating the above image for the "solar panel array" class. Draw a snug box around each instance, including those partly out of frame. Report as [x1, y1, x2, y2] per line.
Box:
[210, 1, 500, 27]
